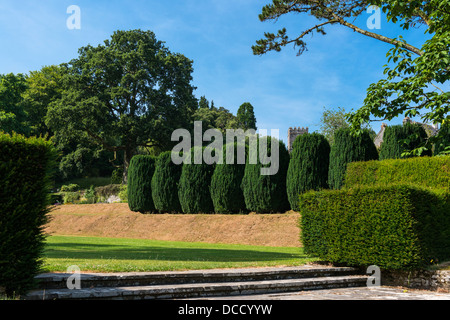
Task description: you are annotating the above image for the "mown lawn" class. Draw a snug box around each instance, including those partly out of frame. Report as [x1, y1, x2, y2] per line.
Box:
[43, 235, 316, 273]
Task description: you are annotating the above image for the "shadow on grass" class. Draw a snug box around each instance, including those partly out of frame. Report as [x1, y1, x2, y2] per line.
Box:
[45, 242, 304, 263]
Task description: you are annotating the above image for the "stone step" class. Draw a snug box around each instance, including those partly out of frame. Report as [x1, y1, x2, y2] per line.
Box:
[34, 266, 361, 290]
[26, 275, 369, 300]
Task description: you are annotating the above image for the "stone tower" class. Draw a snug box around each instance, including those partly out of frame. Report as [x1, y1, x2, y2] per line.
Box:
[288, 127, 309, 153]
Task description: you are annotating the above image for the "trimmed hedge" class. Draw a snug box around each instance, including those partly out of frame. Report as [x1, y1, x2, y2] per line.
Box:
[379, 123, 431, 160]
[127, 155, 157, 213]
[151, 151, 183, 213]
[299, 185, 450, 270]
[345, 156, 450, 191]
[210, 143, 247, 214]
[178, 147, 215, 214]
[328, 128, 378, 190]
[241, 136, 290, 213]
[286, 133, 330, 211]
[0, 132, 57, 296]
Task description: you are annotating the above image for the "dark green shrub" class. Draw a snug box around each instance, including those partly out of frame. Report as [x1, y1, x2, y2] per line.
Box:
[127, 155, 157, 213]
[241, 136, 290, 213]
[178, 147, 215, 214]
[286, 133, 330, 211]
[328, 128, 378, 190]
[345, 156, 450, 192]
[110, 167, 124, 184]
[151, 151, 183, 213]
[434, 123, 450, 156]
[63, 191, 81, 204]
[299, 185, 450, 270]
[60, 184, 80, 192]
[0, 132, 57, 296]
[380, 123, 431, 160]
[210, 143, 247, 214]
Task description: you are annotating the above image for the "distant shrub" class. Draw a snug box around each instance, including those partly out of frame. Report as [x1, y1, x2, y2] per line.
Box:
[60, 184, 80, 192]
[328, 128, 378, 190]
[110, 167, 124, 185]
[241, 136, 290, 213]
[379, 123, 431, 160]
[127, 155, 157, 213]
[0, 132, 57, 296]
[210, 142, 247, 214]
[95, 184, 122, 201]
[434, 123, 450, 156]
[151, 151, 183, 213]
[286, 133, 330, 211]
[178, 147, 215, 214]
[63, 191, 81, 204]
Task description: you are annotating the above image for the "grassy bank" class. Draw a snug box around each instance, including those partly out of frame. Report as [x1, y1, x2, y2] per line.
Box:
[43, 235, 315, 273]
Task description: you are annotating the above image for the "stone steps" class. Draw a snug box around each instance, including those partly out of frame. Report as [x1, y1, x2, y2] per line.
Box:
[26, 265, 368, 300]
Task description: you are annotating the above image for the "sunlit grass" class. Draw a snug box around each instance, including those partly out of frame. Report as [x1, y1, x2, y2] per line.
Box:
[43, 235, 316, 273]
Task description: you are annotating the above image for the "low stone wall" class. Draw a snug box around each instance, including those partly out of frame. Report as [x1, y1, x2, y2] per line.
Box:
[382, 269, 450, 292]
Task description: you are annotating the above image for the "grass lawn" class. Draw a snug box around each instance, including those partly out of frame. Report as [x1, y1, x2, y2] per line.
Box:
[43, 235, 317, 273]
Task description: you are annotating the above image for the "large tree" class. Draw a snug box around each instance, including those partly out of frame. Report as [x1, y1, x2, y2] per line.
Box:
[253, 1, 449, 133]
[0, 73, 29, 135]
[46, 30, 198, 183]
[236, 102, 257, 131]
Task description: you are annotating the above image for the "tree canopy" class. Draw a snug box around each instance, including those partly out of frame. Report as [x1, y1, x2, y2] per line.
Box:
[46, 30, 198, 182]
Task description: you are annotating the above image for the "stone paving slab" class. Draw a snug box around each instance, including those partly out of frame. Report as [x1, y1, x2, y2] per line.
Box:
[192, 286, 450, 300]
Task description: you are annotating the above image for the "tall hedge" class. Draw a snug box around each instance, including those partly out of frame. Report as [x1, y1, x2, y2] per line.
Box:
[210, 142, 247, 214]
[0, 132, 57, 296]
[299, 185, 450, 270]
[127, 155, 157, 213]
[380, 123, 431, 160]
[151, 151, 182, 213]
[328, 128, 378, 190]
[241, 136, 290, 213]
[286, 133, 330, 211]
[178, 147, 215, 214]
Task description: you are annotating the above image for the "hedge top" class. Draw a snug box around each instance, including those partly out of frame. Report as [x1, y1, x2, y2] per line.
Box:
[344, 155, 450, 191]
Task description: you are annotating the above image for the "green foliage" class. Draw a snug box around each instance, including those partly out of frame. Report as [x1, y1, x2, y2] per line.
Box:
[236, 102, 257, 131]
[84, 185, 96, 204]
[0, 132, 57, 296]
[60, 184, 81, 192]
[0, 73, 29, 135]
[118, 184, 128, 202]
[151, 151, 183, 213]
[345, 156, 450, 192]
[328, 128, 378, 190]
[299, 185, 450, 270]
[287, 133, 330, 211]
[178, 147, 215, 214]
[127, 155, 157, 213]
[46, 30, 198, 181]
[110, 167, 124, 185]
[434, 123, 450, 156]
[210, 143, 247, 214]
[241, 136, 290, 213]
[95, 184, 122, 202]
[379, 123, 431, 160]
[63, 191, 81, 204]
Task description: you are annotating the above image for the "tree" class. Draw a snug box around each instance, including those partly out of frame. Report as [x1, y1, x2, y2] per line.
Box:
[46, 30, 198, 183]
[193, 96, 238, 135]
[253, 1, 450, 134]
[127, 155, 157, 214]
[236, 102, 257, 131]
[328, 128, 378, 190]
[22, 65, 64, 137]
[151, 151, 183, 213]
[178, 146, 215, 214]
[210, 142, 247, 214]
[241, 136, 290, 213]
[0, 73, 29, 135]
[318, 107, 350, 146]
[286, 133, 330, 211]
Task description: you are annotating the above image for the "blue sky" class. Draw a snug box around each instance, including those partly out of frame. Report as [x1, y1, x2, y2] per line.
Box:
[0, 0, 432, 143]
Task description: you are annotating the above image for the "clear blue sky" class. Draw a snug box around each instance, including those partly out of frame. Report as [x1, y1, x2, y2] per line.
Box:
[0, 0, 431, 143]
